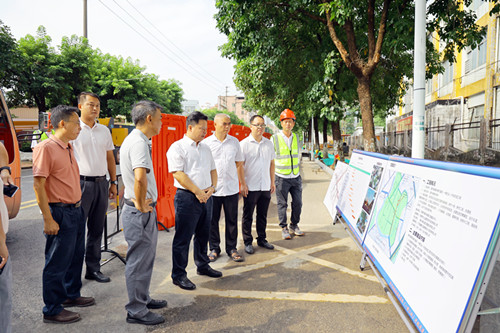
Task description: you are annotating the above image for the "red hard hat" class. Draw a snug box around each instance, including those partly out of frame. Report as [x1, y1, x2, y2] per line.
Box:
[280, 109, 296, 121]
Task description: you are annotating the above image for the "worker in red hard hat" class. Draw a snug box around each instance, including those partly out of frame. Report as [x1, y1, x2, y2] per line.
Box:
[279, 109, 296, 122]
[272, 109, 305, 240]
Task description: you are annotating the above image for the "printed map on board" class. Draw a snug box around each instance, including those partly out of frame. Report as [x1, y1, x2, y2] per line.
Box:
[366, 171, 420, 262]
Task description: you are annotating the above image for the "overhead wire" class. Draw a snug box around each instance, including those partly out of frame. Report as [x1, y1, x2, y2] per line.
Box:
[112, 0, 226, 91]
[124, 0, 227, 87]
[97, 0, 224, 93]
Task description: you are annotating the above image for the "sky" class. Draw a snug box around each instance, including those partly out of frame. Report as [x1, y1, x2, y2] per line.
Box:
[1, 0, 239, 107]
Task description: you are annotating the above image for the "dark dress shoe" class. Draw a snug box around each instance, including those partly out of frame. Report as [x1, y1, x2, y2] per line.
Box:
[43, 309, 81, 324]
[173, 276, 196, 290]
[197, 266, 223, 278]
[147, 299, 168, 309]
[245, 244, 254, 254]
[258, 240, 274, 250]
[85, 271, 111, 283]
[126, 311, 165, 325]
[62, 296, 95, 308]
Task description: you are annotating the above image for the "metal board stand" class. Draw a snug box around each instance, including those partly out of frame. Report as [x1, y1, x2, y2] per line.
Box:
[334, 213, 417, 333]
[461, 221, 500, 332]
[101, 174, 126, 266]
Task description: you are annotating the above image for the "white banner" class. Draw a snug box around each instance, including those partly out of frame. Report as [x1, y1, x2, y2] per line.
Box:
[323, 161, 349, 219]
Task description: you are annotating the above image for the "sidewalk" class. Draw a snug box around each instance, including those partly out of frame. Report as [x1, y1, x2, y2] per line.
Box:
[13, 160, 408, 333]
[20, 151, 33, 169]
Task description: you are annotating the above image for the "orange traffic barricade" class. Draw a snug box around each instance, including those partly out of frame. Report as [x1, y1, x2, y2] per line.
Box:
[151, 114, 186, 229]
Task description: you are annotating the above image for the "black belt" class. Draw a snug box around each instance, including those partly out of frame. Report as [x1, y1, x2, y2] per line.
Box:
[124, 198, 156, 209]
[80, 175, 107, 182]
[49, 200, 82, 208]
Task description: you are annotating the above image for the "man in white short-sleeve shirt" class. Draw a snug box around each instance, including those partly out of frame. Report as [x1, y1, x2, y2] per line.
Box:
[167, 111, 222, 291]
[72, 92, 117, 283]
[239, 115, 275, 255]
[120, 100, 166, 326]
[202, 114, 245, 262]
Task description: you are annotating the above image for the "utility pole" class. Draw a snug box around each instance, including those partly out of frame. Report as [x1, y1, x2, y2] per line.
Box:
[225, 86, 229, 110]
[83, 0, 88, 38]
[412, 0, 426, 159]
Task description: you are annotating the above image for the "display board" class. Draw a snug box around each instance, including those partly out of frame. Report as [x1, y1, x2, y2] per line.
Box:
[336, 152, 388, 243]
[323, 161, 349, 218]
[325, 150, 500, 333]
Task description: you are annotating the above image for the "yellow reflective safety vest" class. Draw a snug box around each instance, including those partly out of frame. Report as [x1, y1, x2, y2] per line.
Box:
[273, 133, 299, 176]
[40, 129, 54, 141]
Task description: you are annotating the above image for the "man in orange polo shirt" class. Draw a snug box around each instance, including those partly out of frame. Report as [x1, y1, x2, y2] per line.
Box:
[33, 105, 95, 324]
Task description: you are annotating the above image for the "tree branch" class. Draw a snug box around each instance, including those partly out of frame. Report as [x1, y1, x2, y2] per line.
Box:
[367, 0, 376, 61]
[343, 19, 364, 75]
[369, 0, 392, 73]
[324, 9, 351, 68]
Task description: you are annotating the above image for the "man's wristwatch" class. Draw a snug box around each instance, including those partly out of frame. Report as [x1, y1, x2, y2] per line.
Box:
[110, 180, 118, 185]
[211, 185, 216, 193]
[0, 166, 11, 175]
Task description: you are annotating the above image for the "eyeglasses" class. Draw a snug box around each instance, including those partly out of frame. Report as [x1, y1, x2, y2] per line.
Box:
[251, 124, 266, 128]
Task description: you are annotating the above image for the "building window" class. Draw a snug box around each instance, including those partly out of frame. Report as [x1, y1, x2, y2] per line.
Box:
[425, 78, 432, 94]
[465, 36, 486, 74]
[470, 0, 486, 11]
[442, 60, 454, 86]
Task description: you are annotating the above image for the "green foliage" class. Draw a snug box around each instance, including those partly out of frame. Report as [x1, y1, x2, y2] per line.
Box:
[0, 20, 20, 89]
[0, 23, 184, 118]
[19, 140, 32, 153]
[201, 107, 247, 126]
[58, 35, 95, 105]
[216, 0, 493, 149]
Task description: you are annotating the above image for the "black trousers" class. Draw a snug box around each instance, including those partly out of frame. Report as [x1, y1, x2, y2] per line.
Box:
[242, 190, 271, 245]
[275, 175, 303, 229]
[172, 189, 212, 280]
[43, 205, 85, 316]
[80, 178, 109, 273]
[209, 193, 239, 255]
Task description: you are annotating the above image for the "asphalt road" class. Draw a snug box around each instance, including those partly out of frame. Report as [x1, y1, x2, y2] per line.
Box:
[6, 163, 500, 333]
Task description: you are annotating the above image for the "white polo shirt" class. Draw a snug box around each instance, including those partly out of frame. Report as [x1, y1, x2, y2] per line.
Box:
[240, 134, 275, 191]
[271, 131, 300, 179]
[202, 134, 243, 197]
[72, 120, 114, 176]
[167, 135, 216, 191]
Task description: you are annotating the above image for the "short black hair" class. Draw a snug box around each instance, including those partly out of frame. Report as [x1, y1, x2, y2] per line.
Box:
[186, 111, 208, 129]
[51, 105, 79, 129]
[78, 92, 100, 104]
[131, 100, 163, 125]
[249, 114, 264, 124]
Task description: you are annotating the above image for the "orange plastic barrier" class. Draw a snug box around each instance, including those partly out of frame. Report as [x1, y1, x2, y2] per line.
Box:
[205, 120, 215, 138]
[151, 114, 186, 229]
[152, 116, 254, 230]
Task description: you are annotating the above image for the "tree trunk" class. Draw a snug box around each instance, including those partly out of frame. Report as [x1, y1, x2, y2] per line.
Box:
[34, 94, 47, 113]
[322, 118, 328, 145]
[331, 119, 343, 159]
[313, 115, 320, 150]
[357, 77, 377, 151]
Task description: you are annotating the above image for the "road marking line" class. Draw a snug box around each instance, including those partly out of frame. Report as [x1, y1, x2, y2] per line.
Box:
[20, 203, 39, 210]
[159, 238, 377, 288]
[165, 287, 389, 304]
[21, 199, 37, 205]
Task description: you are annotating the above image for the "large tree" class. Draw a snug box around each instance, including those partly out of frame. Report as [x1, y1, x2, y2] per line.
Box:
[8, 26, 66, 112]
[216, 0, 490, 151]
[89, 51, 183, 117]
[58, 35, 95, 106]
[0, 20, 20, 90]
